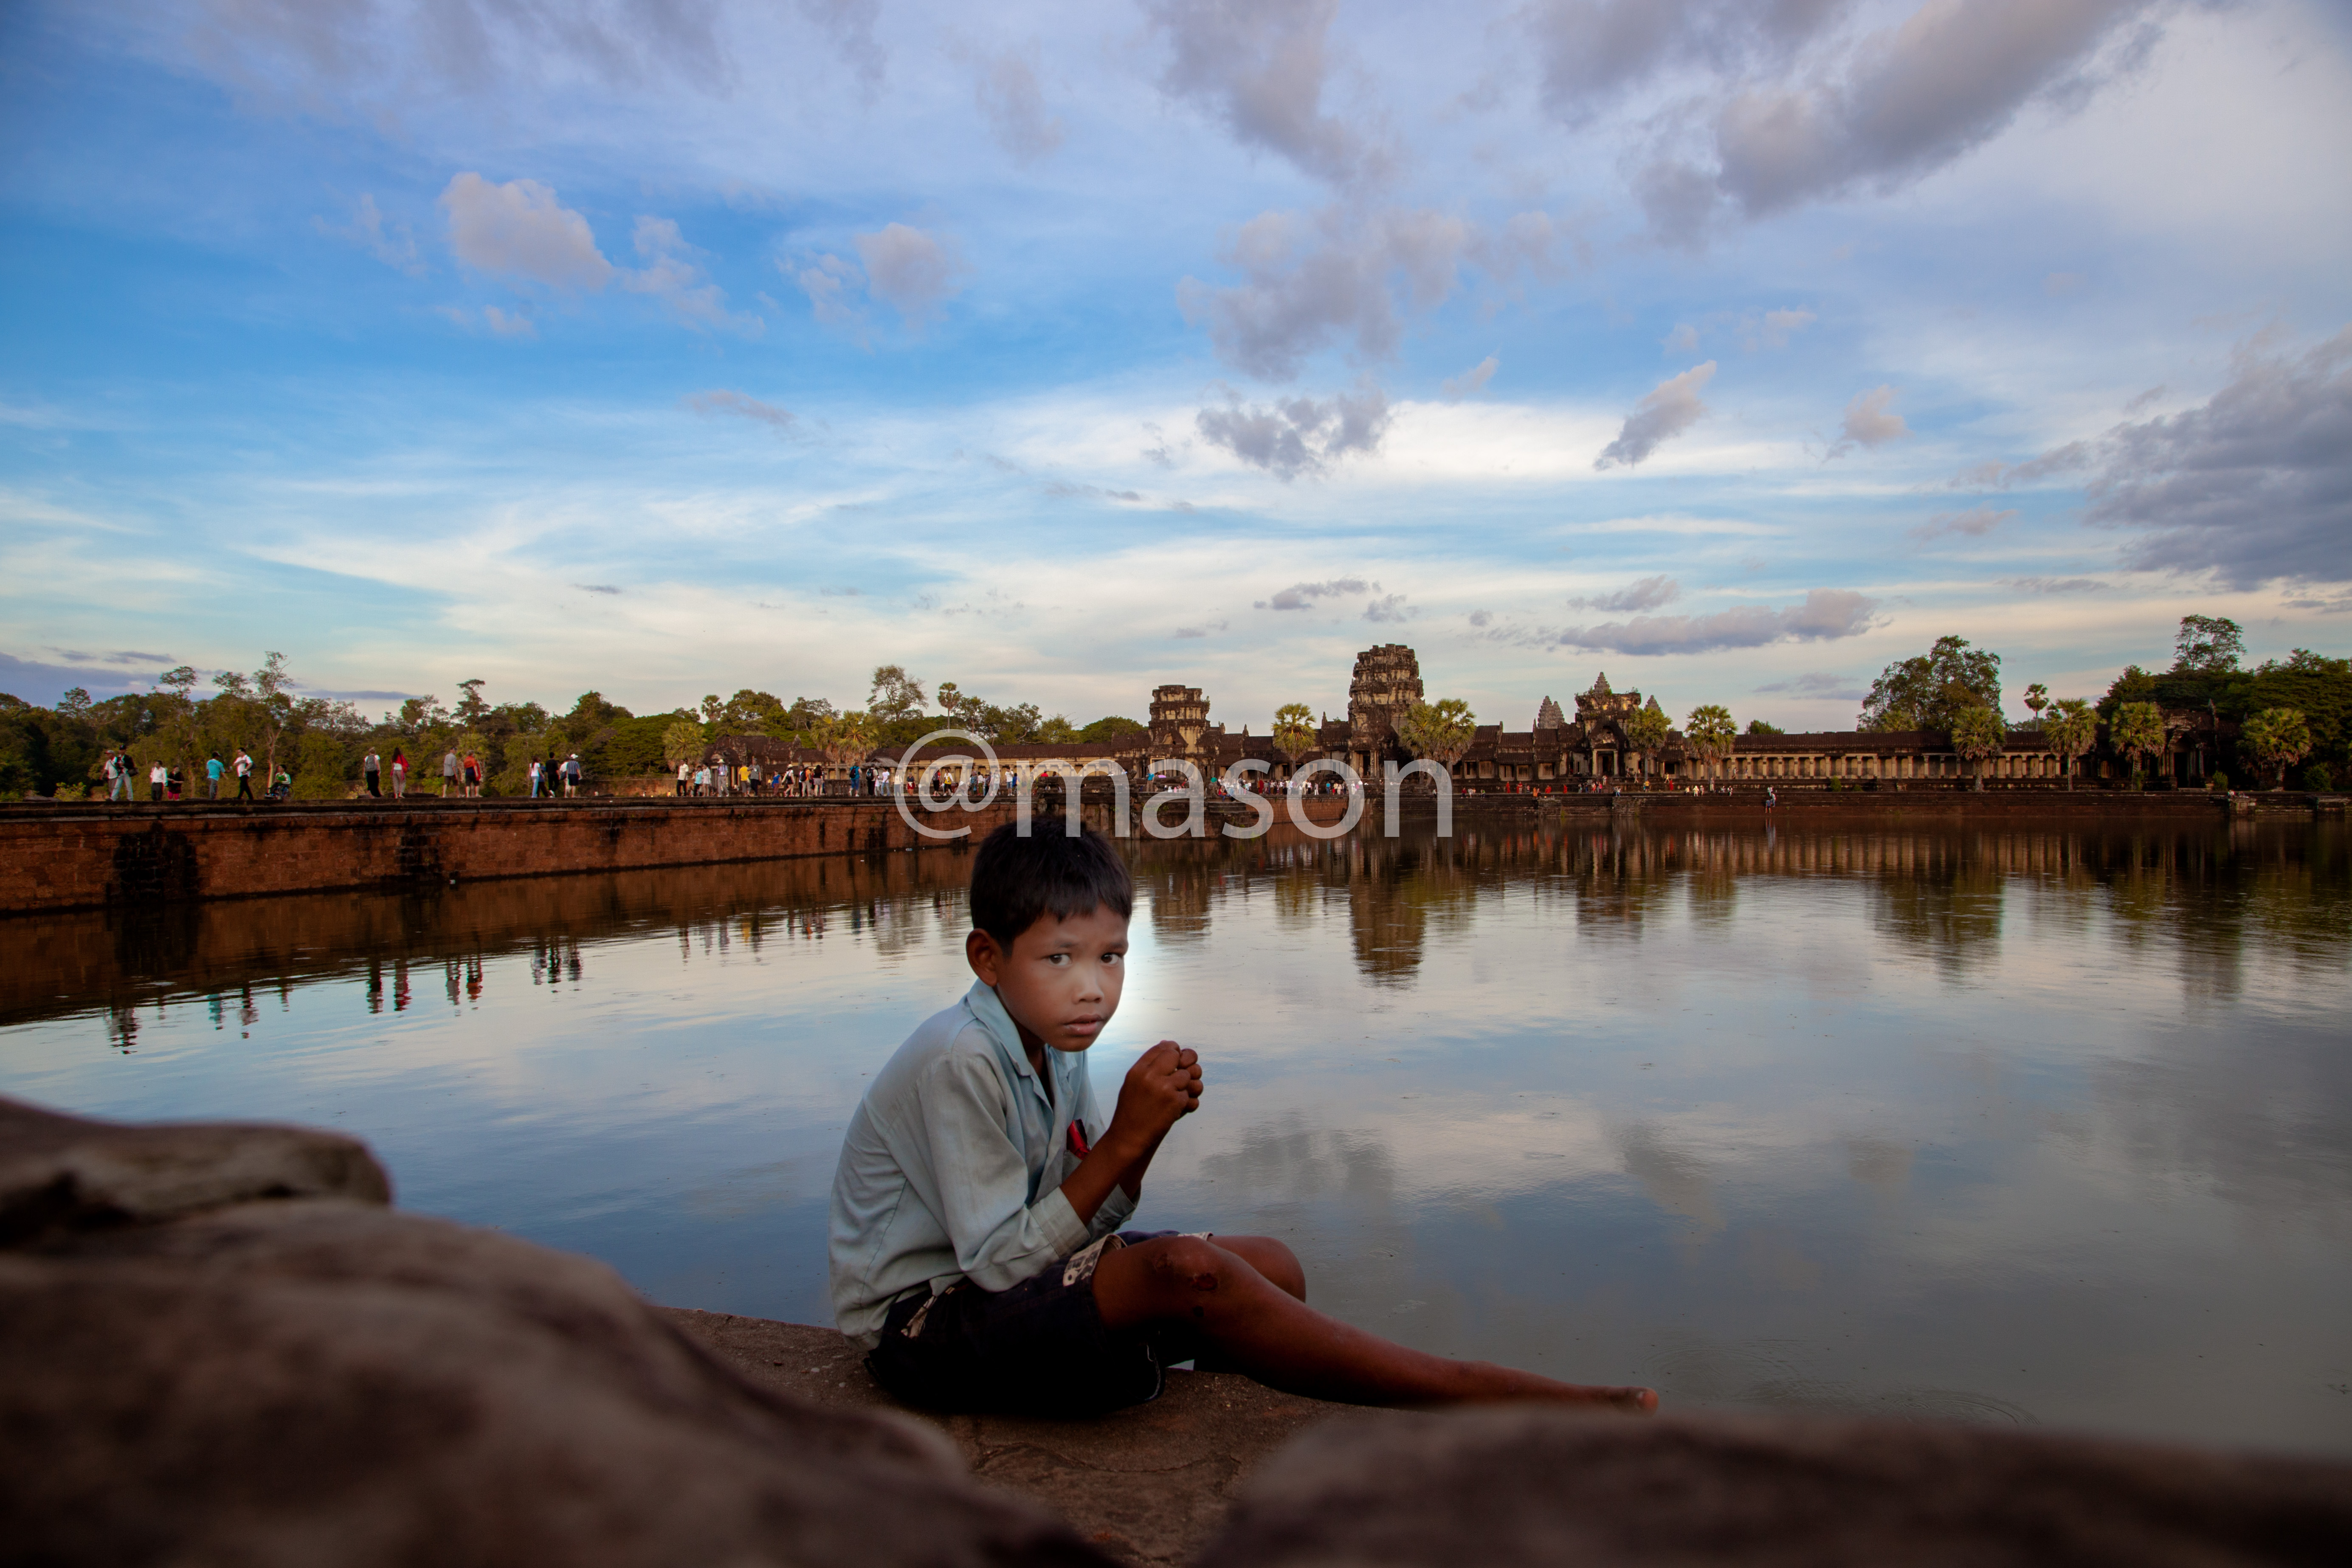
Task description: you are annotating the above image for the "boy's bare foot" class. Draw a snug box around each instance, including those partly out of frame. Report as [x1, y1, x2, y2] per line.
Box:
[1093, 1235, 1656, 1415]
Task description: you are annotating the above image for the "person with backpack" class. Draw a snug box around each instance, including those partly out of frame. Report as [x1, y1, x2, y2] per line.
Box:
[363, 750, 381, 798]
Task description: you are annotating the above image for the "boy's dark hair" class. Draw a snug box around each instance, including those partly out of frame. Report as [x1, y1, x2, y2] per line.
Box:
[969, 823, 1132, 946]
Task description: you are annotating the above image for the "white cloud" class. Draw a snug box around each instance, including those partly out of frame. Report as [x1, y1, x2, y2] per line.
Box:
[1197, 382, 1391, 481]
[439, 173, 611, 290]
[1442, 355, 1498, 399]
[1596, 362, 1716, 469]
[1743, 307, 1817, 349]
[1910, 504, 2014, 541]
[1555, 588, 1881, 655]
[623, 216, 761, 336]
[1663, 322, 1701, 354]
[1363, 593, 1411, 623]
[1829, 384, 1909, 456]
[1569, 574, 1681, 613]
[318, 194, 423, 276]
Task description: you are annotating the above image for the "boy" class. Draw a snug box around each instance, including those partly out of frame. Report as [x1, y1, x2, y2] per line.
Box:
[829, 824, 1656, 1418]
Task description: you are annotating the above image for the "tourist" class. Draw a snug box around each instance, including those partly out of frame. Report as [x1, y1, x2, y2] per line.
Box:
[543, 750, 559, 802]
[363, 749, 381, 798]
[390, 749, 408, 799]
[677, 758, 691, 798]
[166, 764, 184, 802]
[104, 749, 130, 802]
[270, 766, 291, 800]
[205, 753, 224, 799]
[442, 748, 459, 797]
[148, 758, 166, 802]
[830, 824, 1658, 1419]
[234, 748, 255, 800]
[528, 757, 544, 799]
[463, 752, 482, 798]
[563, 754, 583, 797]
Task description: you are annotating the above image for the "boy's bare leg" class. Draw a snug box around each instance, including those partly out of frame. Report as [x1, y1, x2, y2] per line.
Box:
[1093, 1235, 1654, 1413]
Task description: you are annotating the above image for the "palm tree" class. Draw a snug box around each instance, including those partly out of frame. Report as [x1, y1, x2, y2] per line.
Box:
[661, 719, 704, 772]
[2240, 707, 2313, 790]
[2110, 701, 2166, 788]
[1624, 698, 1671, 785]
[2045, 698, 2097, 790]
[1682, 704, 1735, 785]
[1949, 704, 2004, 791]
[2022, 683, 2049, 725]
[1395, 699, 1477, 780]
[1272, 703, 1317, 785]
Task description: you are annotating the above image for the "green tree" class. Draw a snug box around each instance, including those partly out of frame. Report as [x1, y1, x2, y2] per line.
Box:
[1395, 699, 1477, 776]
[2241, 707, 2313, 790]
[1859, 635, 2003, 732]
[454, 679, 490, 725]
[2045, 698, 2098, 791]
[1949, 704, 2005, 791]
[1035, 714, 1078, 743]
[2110, 701, 2166, 787]
[1683, 703, 1736, 782]
[1624, 697, 1671, 782]
[1271, 703, 1317, 776]
[1079, 715, 1145, 745]
[291, 730, 352, 799]
[2172, 615, 2244, 674]
[662, 719, 704, 769]
[2021, 682, 2049, 728]
[869, 665, 927, 721]
[1746, 718, 1783, 736]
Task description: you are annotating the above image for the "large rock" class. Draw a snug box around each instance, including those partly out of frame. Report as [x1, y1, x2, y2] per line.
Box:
[0, 1096, 1110, 1568]
[1201, 1406, 2352, 1567]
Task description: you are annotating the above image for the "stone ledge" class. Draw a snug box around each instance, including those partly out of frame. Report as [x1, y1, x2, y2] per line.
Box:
[665, 1307, 1384, 1568]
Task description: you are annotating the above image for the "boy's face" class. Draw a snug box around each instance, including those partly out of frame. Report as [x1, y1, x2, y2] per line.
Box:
[965, 904, 1129, 1056]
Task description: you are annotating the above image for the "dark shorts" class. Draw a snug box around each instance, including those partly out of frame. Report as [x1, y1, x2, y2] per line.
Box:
[865, 1230, 1204, 1418]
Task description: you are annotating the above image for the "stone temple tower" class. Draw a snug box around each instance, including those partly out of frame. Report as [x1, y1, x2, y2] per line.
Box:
[1347, 645, 1424, 766]
[1535, 696, 1565, 730]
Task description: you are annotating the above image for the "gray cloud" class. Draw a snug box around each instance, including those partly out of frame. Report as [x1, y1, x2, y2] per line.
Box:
[1755, 671, 1865, 697]
[1177, 206, 1470, 380]
[1947, 441, 2093, 491]
[317, 193, 424, 276]
[1596, 361, 1715, 469]
[972, 47, 1064, 164]
[685, 389, 796, 432]
[854, 223, 965, 325]
[2005, 576, 2111, 594]
[1742, 307, 1816, 349]
[1467, 609, 1494, 627]
[1175, 619, 1230, 639]
[1556, 588, 1879, 654]
[1829, 384, 1907, 456]
[1364, 594, 1410, 623]
[1561, 0, 2170, 240]
[2088, 326, 2352, 587]
[1198, 382, 1391, 481]
[1911, 504, 2014, 541]
[798, 0, 884, 96]
[1144, 0, 1375, 186]
[1040, 481, 1144, 502]
[1260, 577, 1372, 611]
[439, 173, 611, 290]
[1569, 574, 1681, 613]
[574, 583, 622, 595]
[179, 0, 735, 111]
[1442, 355, 1498, 399]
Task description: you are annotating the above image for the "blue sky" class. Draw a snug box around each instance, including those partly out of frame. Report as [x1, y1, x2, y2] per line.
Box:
[3, 0, 2348, 732]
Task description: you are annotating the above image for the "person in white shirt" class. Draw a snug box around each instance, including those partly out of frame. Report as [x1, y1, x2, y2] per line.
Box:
[234, 750, 255, 801]
[148, 760, 167, 802]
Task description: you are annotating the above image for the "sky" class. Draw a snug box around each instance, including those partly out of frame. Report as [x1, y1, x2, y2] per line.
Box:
[2, 0, 2348, 733]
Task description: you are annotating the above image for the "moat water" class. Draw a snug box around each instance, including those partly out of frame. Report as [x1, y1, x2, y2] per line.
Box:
[3, 816, 2346, 1455]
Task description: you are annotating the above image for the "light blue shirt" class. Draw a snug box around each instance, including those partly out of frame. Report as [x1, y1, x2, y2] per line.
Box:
[828, 980, 1136, 1349]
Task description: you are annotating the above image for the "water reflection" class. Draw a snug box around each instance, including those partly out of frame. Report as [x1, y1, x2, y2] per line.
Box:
[2, 816, 2346, 1456]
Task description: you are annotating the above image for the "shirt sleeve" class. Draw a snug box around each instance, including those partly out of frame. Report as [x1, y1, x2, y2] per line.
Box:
[912, 1045, 1090, 1290]
[1075, 1064, 1138, 1239]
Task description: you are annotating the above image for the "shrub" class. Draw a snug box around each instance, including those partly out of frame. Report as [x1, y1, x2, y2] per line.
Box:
[2306, 763, 2337, 792]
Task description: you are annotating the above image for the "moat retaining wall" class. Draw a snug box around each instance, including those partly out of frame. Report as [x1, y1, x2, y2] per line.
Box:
[0, 799, 1102, 915]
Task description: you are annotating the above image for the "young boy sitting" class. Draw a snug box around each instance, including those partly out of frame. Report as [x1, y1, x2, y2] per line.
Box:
[829, 823, 1657, 1417]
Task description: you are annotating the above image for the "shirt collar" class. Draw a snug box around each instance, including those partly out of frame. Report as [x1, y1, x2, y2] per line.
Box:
[962, 979, 1064, 1098]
